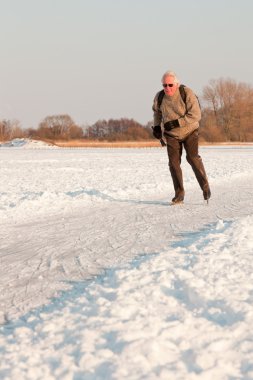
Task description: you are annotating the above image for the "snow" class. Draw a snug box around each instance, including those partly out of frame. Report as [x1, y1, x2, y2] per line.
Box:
[0, 138, 57, 149]
[1, 145, 253, 379]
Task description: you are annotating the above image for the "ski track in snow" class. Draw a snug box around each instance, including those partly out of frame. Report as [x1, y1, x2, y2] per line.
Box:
[1, 146, 253, 379]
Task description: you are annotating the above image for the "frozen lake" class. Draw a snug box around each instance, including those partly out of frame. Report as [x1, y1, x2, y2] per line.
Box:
[1, 146, 253, 379]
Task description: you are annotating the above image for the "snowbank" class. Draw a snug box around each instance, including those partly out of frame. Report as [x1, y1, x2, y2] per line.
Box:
[0, 138, 57, 148]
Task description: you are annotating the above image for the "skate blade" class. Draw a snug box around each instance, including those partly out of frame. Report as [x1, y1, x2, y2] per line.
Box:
[170, 201, 184, 206]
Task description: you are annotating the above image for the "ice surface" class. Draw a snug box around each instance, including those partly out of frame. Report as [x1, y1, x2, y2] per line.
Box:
[1, 145, 253, 379]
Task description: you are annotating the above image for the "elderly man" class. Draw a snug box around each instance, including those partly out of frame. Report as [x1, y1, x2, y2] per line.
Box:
[152, 70, 211, 204]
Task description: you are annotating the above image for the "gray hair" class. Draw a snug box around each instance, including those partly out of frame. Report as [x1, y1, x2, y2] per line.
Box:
[161, 70, 180, 84]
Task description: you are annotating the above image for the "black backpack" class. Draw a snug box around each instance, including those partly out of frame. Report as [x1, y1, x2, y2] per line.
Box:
[157, 84, 200, 110]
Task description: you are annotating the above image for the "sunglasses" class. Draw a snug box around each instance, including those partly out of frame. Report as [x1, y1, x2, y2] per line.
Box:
[163, 83, 174, 88]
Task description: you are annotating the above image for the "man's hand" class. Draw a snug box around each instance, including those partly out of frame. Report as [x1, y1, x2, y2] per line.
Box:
[164, 119, 180, 131]
[152, 125, 162, 139]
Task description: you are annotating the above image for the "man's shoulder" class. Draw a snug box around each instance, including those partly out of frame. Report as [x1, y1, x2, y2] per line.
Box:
[181, 85, 199, 101]
[154, 90, 164, 99]
[180, 85, 194, 94]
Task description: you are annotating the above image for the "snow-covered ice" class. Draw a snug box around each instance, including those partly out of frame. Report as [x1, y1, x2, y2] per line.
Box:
[1, 145, 253, 379]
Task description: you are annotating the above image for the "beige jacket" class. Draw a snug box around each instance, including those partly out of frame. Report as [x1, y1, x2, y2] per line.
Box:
[152, 86, 201, 141]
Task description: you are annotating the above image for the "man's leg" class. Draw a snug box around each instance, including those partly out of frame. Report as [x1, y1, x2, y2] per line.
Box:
[184, 131, 211, 200]
[166, 136, 184, 201]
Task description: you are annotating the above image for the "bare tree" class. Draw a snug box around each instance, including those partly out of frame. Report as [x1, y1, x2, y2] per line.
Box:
[84, 118, 152, 141]
[37, 114, 83, 140]
[202, 79, 219, 125]
[0, 119, 24, 141]
[0, 120, 8, 140]
[202, 78, 253, 141]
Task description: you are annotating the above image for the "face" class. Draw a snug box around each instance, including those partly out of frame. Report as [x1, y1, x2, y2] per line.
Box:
[162, 75, 179, 96]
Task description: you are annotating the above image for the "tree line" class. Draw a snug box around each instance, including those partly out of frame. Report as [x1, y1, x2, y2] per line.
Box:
[1, 78, 253, 142]
[201, 78, 253, 142]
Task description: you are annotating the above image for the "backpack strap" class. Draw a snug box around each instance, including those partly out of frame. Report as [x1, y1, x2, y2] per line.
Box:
[179, 84, 187, 104]
[179, 84, 201, 109]
[157, 90, 165, 109]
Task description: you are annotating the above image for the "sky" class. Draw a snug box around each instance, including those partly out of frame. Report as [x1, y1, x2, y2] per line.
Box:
[0, 0, 253, 128]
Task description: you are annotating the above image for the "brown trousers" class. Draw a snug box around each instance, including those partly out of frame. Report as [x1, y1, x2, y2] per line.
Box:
[166, 130, 209, 197]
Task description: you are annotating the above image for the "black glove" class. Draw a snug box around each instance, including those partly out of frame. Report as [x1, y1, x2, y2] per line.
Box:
[164, 119, 180, 131]
[152, 125, 162, 140]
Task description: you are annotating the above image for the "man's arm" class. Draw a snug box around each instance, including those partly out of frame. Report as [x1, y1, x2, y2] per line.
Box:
[152, 93, 163, 126]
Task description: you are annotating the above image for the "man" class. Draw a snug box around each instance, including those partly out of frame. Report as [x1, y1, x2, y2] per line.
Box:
[152, 70, 211, 204]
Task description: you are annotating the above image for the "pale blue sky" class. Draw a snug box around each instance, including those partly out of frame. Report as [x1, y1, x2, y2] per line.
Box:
[0, 0, 252, 128]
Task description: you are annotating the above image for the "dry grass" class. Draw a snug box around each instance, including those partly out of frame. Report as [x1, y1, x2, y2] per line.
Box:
[49, 139, 253, 148]
[54, 140, 161, 148]
[199, 141, 253, 146]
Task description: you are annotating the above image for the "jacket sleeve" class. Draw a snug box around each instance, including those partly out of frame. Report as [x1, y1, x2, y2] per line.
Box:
[178, 87, 201, 128]
[152, 93, 163, 126]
